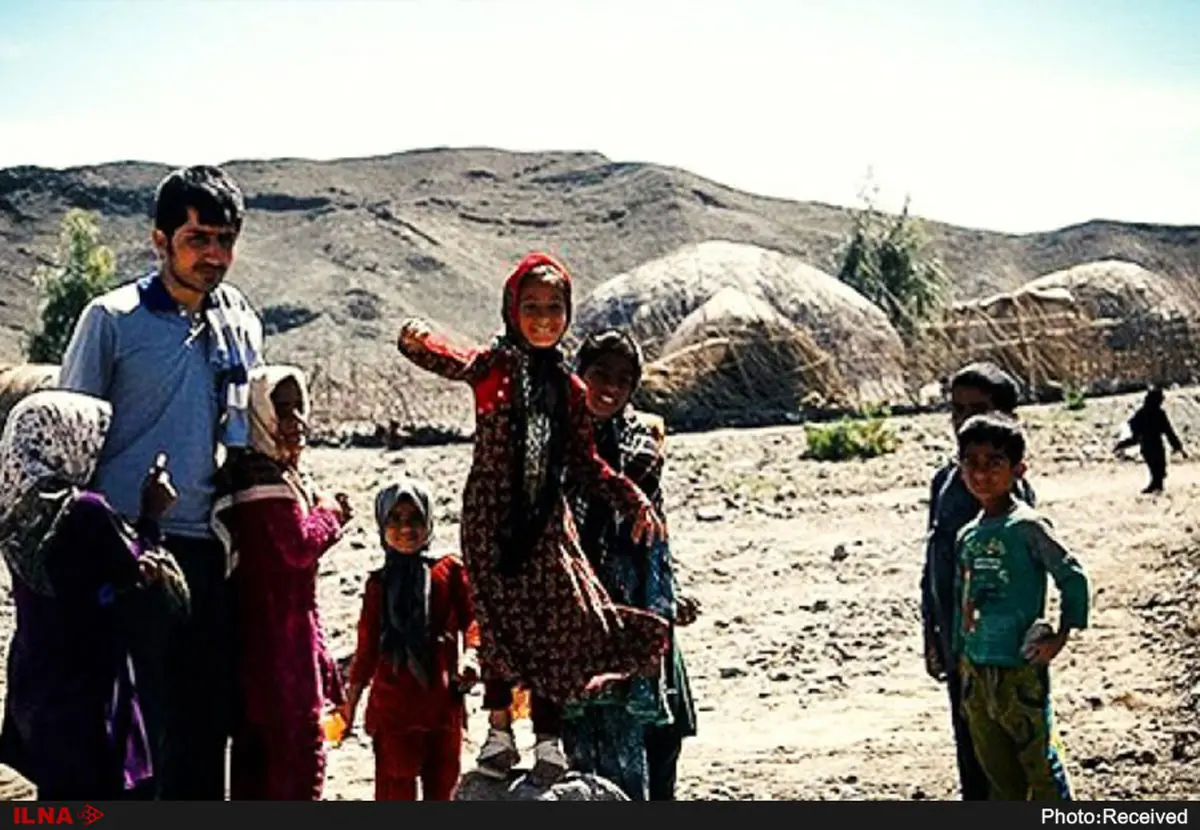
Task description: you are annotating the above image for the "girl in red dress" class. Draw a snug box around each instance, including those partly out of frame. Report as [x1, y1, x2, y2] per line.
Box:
[343, 478, 480, 800]
[212, 366, 351, 800]
[395, 252, 669, 785]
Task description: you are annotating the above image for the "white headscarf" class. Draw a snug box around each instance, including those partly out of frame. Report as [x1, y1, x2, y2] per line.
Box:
[248, 365, 310, 462]
[0, 390, 112, 524]
[0, 390, 113, 594]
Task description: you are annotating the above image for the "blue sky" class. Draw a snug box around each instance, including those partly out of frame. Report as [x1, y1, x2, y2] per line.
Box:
[0, 0, 1197, 233]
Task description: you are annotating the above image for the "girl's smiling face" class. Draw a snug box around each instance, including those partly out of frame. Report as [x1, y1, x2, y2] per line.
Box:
[582, 352, 638, 421]
[384, 498, 429, 554]
[516, 276, 569, 349]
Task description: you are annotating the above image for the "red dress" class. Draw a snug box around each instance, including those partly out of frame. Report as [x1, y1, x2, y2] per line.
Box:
[396, 254, 669, 707]
[348, 555, 479, 800]
[212, 456, 345, 801]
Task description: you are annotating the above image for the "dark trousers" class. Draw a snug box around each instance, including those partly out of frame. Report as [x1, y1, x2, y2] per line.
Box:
[644, 724, 683, 801]
[482, 682, 563, 737]
[130, 536, 233, 801]
[1144, 448, 1167, 491]
[946, 668, 990, 800]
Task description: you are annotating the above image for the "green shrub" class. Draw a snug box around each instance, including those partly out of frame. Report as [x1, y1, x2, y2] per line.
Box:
[833, 173, 949, 342]
[1064, 385, 1087, 411]
[804, 407, 899, 461]
[27, 209, 117, 364]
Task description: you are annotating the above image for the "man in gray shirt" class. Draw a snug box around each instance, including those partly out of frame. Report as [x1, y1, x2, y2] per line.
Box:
[60, 165, 263, 800]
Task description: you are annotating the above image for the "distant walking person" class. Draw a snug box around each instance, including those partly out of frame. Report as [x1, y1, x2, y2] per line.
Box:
[1114, 386, 1187, 494]
[59, 165, 264, 800]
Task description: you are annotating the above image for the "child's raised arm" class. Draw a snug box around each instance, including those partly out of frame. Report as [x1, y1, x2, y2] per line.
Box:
[396, 318, 487, 384]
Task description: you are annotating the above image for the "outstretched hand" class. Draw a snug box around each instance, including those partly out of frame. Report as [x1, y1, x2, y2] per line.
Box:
[397, 318, 433, 353]
[1022, 627, 1070, 665]
[140, 453, 178, 521]
[676, 595, 701, 627]
[138, 551, 191, 615]
[630, 501, 667, 547]
[582, 672, 627, 697]
[924, 636, 946, 682]
[334, 493, 354, 524]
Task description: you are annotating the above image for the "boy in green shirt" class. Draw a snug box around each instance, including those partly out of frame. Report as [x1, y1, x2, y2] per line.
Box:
[954, 413, 1090, 800]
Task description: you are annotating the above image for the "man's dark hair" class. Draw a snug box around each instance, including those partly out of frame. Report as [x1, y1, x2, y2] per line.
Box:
[951, 362, 1020, 413]
[154, 165, 246, 238]
[957, 412, 1027, 464]
[574, 329, 644, 385]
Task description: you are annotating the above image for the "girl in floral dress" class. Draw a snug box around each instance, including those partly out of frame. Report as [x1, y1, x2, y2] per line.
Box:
[395, 252, 669, 785]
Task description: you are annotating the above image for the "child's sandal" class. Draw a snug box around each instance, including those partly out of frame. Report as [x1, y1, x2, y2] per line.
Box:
[476, 727, 520, 779]
[528, 737, 568, 787]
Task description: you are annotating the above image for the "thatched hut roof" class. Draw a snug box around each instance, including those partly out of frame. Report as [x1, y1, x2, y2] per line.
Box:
[576, 240, 908, 405]
[1024, 260, 1194, 323]
[636, 314, 848, 429]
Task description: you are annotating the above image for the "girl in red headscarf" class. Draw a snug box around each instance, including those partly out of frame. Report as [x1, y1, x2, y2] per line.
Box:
[395, 253, 669, 786]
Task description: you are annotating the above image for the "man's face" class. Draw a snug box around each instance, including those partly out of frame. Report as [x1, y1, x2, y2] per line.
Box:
[154, 207, 238, 295]
[950, 384, 996, 435]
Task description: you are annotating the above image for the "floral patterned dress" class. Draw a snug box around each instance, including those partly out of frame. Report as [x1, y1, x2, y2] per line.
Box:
[396, 258, 668, 707]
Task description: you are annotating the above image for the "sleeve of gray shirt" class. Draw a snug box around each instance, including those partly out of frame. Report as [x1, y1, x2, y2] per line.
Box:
[59, 302, 115, 397]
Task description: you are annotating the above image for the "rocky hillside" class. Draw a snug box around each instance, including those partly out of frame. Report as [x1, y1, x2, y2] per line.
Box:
[2, 147, 1198, 426]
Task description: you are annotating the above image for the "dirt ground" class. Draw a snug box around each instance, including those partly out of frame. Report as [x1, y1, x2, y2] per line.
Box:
[2, 389, 1199, 801]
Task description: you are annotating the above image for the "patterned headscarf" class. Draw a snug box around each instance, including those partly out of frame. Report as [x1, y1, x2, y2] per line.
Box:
[374, 478, 436, 687]
[247, 365, 309, 463]
[0, 390, 113, 596]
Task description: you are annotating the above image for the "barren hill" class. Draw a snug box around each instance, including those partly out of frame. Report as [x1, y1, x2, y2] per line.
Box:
[2, 147, 1198, 426]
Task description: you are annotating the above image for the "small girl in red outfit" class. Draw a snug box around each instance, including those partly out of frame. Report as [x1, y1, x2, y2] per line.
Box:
[212, 365, 352, 801]
[395, 252, 670, 786]
[343, 477, 480, 801]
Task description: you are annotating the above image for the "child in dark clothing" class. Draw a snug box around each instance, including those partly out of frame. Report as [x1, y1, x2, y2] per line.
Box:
[921, 362, 1034, 800]
[0, 391, 189, 800]
[954, 413, 1089, 800]
[1114, 386, 1187, 494]
[561, 329, 700, 801]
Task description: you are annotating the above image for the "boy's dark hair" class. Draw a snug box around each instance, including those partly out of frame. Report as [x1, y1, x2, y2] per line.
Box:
[154, 165, 246, 238]
[957, 412, 1027, 464]
[950, 362, 1020, 413]
[575, 329, 644, 382]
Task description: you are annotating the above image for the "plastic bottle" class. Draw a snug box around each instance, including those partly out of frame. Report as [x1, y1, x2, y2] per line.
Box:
[321, 709, 347, 746]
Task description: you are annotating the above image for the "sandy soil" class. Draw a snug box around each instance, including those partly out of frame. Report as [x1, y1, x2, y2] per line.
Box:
[2, 389, 1199, 801]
